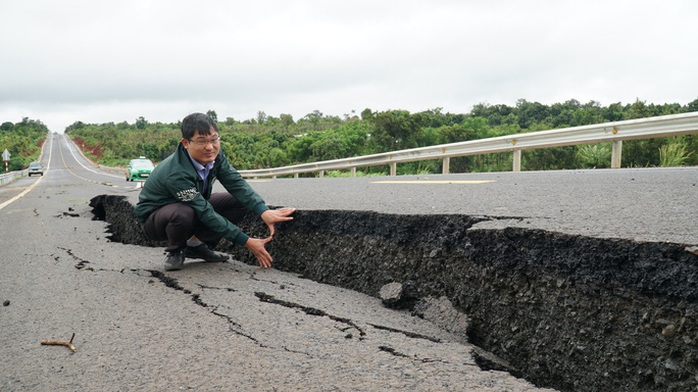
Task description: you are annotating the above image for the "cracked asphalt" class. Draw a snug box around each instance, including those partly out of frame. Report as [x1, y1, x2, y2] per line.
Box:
[0, 134, 554, 391]
[1, 204, 551, 391]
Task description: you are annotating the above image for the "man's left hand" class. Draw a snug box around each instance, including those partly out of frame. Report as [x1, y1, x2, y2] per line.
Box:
[261, 207, 296, 238]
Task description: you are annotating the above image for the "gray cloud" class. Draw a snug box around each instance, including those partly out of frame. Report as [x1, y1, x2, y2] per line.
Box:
[1, 0, 696, 132]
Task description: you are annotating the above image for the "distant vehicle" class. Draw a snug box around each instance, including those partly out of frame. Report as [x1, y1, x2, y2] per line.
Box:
[28, 162, 44, 176]
[126, 157, 155, 181]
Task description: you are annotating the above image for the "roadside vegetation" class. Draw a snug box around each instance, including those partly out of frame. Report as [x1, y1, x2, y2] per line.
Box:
[2, 98, 696, 175]
[0, 118, 49, 171]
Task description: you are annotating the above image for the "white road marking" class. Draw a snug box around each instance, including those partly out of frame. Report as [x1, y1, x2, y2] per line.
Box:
[371, 180, 496, 184]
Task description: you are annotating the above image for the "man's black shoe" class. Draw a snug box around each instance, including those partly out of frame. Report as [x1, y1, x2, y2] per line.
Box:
[183, 244, 229, 262]
[164, 249, 185, 271]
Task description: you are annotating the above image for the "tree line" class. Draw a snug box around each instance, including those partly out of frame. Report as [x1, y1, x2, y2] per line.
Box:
[6, 98, 696, 176]
[64, 99, 697, 175]
[0, 118, 49, 171]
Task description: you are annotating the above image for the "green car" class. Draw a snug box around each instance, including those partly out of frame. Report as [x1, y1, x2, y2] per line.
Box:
[126, 157, 155, 181]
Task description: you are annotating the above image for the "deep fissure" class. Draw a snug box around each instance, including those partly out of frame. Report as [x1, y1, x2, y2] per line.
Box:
[89, 195, 698, 392]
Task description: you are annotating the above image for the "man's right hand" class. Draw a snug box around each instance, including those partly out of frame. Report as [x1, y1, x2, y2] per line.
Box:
[244, 236, 273, 268]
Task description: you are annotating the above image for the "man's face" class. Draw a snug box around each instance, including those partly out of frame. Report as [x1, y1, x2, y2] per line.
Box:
[182, 127, 220, 165]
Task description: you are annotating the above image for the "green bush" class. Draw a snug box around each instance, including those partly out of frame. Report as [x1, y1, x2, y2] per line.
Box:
[577, 144, 612, 168]
[659, 139, 694, 167]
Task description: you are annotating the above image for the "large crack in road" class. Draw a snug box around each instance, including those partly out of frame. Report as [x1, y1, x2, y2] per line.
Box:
[89, 195, 698, 392]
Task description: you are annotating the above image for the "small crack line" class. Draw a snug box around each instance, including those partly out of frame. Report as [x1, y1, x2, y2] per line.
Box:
[211, 308, 311, 356]
[140, 270, 309, 353]
[369, 323, 442, 343]
[254, 291, 366, 337]
[197, 284, 237, 292]
[248, 274, 298, 289]
[378, 345, 443, 364]
[57, 246, 92, 270]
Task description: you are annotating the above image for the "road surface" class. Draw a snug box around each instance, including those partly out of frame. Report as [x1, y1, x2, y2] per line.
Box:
[1, 134, 556, 391]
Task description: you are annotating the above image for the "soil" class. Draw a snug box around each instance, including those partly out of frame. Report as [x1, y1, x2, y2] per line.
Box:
[71, 137, 103, 161]
[90, 195, 698, 392]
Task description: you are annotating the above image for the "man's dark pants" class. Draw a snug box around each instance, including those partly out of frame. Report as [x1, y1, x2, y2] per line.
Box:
[142, 193, 247, 252]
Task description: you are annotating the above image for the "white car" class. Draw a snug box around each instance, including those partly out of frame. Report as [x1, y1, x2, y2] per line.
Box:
[28, 162, 44, 176]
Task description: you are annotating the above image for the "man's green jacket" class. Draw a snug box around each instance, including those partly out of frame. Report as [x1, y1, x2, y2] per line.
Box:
[134, 143, 268, 246]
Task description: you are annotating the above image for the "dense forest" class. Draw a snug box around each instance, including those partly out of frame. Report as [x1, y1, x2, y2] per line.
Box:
[4, 98, 697, 176]
[0, 118, 49, 171]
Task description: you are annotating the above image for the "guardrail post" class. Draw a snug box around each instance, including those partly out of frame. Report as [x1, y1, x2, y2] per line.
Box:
[611, 140, 623, 168]
[319, 170, 324, 178]
[512, 150, 522, 172]
[390, 162, 396, 176]
[351, 167, 356, 177]
[442, 157, 450, 174]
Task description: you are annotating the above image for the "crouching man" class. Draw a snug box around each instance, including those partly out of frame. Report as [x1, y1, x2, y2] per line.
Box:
[134, 112, 295, 271]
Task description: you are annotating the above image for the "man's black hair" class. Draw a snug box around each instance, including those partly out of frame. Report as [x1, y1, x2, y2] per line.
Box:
[181, 112, 219, 139]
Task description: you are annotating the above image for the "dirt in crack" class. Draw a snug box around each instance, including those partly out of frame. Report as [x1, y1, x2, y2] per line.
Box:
[147, 270, 188, 292]
[146, 270, 210, 308]
[59, 246, 93, 271]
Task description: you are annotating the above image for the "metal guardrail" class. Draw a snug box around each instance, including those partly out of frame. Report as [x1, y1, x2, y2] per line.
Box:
[238, 112, 698, 178]
[0, 170, 28, 186]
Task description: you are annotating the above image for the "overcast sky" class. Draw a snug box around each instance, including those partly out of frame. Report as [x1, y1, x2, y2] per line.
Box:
[1, 0, 696, 133]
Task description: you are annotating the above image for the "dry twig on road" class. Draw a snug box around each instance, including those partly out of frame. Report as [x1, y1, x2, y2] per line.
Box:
[40, 333, 76, 353]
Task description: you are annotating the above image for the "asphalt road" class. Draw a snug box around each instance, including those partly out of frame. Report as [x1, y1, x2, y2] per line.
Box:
[1, 134, 695, 391]
[247, 167, 697, 246]
[0, 134, 555, 391]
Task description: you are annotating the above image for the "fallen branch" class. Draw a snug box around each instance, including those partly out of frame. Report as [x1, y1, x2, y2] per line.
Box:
[41, 333, 76, 353]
